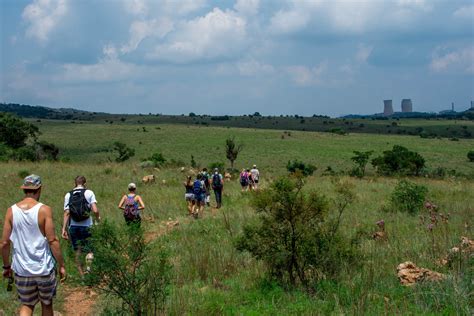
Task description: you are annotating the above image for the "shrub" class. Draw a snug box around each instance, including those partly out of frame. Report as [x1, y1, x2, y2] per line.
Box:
[208, 161, 225, 171]
[235, 177, 359, 289]
[143, 152, 166, 167]
[372, 145, 425, 176]
[0, 112, 39, 148]
[390, 180, 428, 214]
[468, 150, 474, 162]
[34, 141, 60, 161]
[225, 137, 243, 169]
[349, 150, 373, 178]
[10, 146, 37, 161]
[286, 159, 316, 176]
[87, 221, 170, 315]
[112, 141, 135, 162]
[18, 170, 30, 179]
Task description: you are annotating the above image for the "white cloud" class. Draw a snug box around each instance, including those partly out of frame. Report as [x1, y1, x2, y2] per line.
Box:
[430, 46, 474, 74]
[121, 18, 174, 54]
[286, 62, 328, 86]
[58, 45, 143, 82]
[216, 59, 274, 76]
[22, 0, 68, 43]
[124, 0, 147, 16]
[453, 5, 474, 19]
[270, 9, 310, 34]
[355, 44, 373, 63]
[147, 8, 248, 63]
[234, 0, 260, 16]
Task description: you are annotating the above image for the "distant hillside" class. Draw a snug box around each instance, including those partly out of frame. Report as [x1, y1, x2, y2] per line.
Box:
[1, 102, 473, 139]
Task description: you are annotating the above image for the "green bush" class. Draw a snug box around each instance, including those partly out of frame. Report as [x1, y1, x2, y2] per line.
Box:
[143, 152, 166, 167]
[467, 150, 474, 162]
[235, 177, 359, 289]
[112, 141, 135, 162]
[390, 180, 428, 214]
[208, 161, 225, 171]
[87, 221, 170, 315]
[0, 112, 39, 148]
[286, 159, 316, 176]
[372, 145, 425, 176]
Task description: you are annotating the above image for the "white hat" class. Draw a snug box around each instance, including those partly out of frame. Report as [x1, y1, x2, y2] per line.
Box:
[128, 182, 137, 190]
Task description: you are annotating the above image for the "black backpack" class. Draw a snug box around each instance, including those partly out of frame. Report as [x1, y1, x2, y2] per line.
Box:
[68, 189, 91, 222]
[212, 174, 222, 190]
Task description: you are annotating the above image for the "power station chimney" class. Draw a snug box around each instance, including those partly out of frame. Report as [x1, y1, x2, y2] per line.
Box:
[383, 100, 393, 116]
[452, 102, 454, 112]
[471, 101, 474, 109]
[401, 99, 413, 113]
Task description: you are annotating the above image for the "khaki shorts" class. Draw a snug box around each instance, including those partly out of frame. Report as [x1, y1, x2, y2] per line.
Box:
[15, 270, 57, 306]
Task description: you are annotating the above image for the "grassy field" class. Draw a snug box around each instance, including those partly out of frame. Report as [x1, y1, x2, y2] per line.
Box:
[0, 121, 473, 315]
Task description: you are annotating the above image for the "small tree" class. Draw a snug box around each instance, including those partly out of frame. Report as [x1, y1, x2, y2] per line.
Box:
[87, 221, 170, 315]
[225, 136, 243, 170]
[235, 176, 358, 289]
[390, 180, 428, 214]
[143, 152, 166, 167]
[113, 141, 135, 162]
[468, 150, 474, 162]
[0, 112, 39, 148]
[286, 159, 316, 176]
[350, 150, 373, 178]
[372, 145, 425, 176]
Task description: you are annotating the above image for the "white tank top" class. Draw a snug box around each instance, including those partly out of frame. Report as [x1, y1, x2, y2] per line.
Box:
[10, 203, 55, 277]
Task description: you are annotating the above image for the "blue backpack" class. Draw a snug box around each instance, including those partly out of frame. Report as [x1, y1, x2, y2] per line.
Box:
[193, 180, 202, 195]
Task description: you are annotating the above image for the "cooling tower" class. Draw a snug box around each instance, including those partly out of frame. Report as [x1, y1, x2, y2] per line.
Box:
[383, 100, 393, 116]
[401, 99, 413, 113]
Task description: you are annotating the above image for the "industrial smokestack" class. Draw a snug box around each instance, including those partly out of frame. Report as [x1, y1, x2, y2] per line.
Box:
[471, 101, 473, 109]
[401, 99, 413, 113]
[383, 100, 393, 116]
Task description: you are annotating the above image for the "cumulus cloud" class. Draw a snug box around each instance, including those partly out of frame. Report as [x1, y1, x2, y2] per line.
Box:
[22, 0, 68, 43]
[121, 18, 174, 54]
[355, 44, 373, 63]
[147, 8, 248, 63]
[286, 62, 328, 86]
[430, 46, 474, 74]
[216, 59, 274, 77]
[234, 0, 260, 16]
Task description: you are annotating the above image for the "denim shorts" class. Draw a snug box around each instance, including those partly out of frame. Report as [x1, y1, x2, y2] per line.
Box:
[69, 226, 92, 252]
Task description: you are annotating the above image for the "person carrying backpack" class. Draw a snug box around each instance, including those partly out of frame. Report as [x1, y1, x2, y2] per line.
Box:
[201, 168, 211, 206]
[240, 168, 249, 192]
[61, 176, 100, 276]
[211, 168, 224, 208]
[250, 164, 260, 190]
[192, 174, 205, 218]
[184, 176, 195, 215]
[118, 183, 145, 226]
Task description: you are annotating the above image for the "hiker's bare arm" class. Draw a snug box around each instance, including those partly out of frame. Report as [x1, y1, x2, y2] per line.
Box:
[43, 206, 66, 280]
[1, 208, 12, 277]
[137, 196, 145, 210]
[91, 202, 100, 221]
[118, 195, 126, 209]
[62, 210, 69, 239]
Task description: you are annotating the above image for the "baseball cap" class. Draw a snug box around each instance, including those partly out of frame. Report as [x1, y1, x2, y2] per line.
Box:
[20, 174, 42, 189]
[253, 164, 257, 168]
[128, 182, 137, 190]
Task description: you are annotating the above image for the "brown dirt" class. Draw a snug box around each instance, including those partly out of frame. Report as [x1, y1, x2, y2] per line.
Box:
[61, 285, 98, 316]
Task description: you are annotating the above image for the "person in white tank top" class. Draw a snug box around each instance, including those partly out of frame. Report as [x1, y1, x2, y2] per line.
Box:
[1, 175, 66, 316]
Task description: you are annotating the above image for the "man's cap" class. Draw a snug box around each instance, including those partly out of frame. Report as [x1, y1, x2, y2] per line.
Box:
[128, 182, 137, 190]
[253, 164, 257, 168]
[21, 174, 42, 189]
[214, 168, 219, 172]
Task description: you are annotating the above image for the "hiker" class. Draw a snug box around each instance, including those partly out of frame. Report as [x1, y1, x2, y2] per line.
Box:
[211, 168, 224, 208]
[61, 176, 100, 276]
[1, 175, 66, 316]
[192, 174, 205, 218]
[250, 164, 260, 190]
[247, 169, 255, 191]
[118, 183, 145, 226]
[201, 168, 211, 206]
[184, 176, 195, 215]
[240, 168, 249, 192]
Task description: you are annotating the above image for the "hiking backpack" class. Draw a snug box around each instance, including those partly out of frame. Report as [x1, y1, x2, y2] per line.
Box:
[123, 195, 140, 221]
[212, 174, 222, 190]
[240, 172, 248, 184]
[68, 189, 91, 222]
[193, 180, 203, 195]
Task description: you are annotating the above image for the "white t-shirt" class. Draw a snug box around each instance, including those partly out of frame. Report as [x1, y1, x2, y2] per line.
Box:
[250, 168, 260, 180]
[64, 186, 97, 227]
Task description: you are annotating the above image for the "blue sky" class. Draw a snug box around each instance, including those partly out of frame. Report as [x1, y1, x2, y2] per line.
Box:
[1, 0, 473, 116]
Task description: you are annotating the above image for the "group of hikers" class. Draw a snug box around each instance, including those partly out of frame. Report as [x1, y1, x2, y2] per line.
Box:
[1, 165, 260, 315]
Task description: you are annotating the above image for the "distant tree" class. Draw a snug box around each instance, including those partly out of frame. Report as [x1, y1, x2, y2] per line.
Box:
[372, 145, 425, 176]
[253, 112, 261, 117]
[0, 112, 39, 148]
[468, 150, 474, 162]
[189, 112, 196, 117]
[350, 150, 373, 178]
[112, 141, 135, 162]
[286, 160, 316, 176]
[225, 136, 243, 170]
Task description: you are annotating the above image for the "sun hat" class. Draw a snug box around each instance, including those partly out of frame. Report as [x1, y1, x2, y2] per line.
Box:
[253, 164, 257, 168]
[128, 183, 137, 190]
[20, 174, 42, 189]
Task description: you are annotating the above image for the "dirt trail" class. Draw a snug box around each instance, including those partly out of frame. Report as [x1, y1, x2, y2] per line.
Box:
[60, 215, 191, 315]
